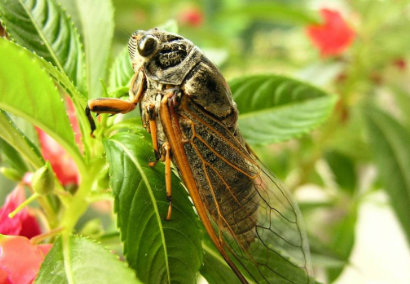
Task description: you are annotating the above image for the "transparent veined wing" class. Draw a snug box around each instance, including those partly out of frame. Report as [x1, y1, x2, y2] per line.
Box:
[177, 97, 314, 284]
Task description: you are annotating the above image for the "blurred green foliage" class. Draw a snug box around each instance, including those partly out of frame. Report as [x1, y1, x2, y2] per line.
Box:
[1, 0, 410, 283]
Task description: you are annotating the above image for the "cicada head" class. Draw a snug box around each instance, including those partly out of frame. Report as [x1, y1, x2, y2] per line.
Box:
[129, 30, 158, 70]
[128, 28, 202, 85]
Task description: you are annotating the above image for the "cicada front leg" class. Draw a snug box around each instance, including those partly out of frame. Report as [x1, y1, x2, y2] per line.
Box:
[85, 70, 146, 137]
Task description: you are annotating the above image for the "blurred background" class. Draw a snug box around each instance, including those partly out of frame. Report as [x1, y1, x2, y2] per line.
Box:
[113, 0, 410, 283]
[2, 0, 410, 283]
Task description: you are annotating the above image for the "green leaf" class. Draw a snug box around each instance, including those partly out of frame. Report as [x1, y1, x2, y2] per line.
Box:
[364, 106, 410, 246]
[201, 242, 241, 284]
[108, 46, 134, 97]
[201, 227, 314, 284]
[307, 234, 347, 269]
[1, 39, 86, 105]
[36, 235, 141, 284]
[0, 137, 29, 175]
[160, 19, 179, 33]
[7, 112, 41, 149]
[215, 2, 320, 26]
[324, 150, 357, 194]
[328, 108, 371, 162]
[0, 39, 85, 174]
[3, 39, 90, 144]
[326, 207, 357, 282]
[59, 0, 114, 99]
[0, 111, 43, 169]
[104, 132, 202, 284]
[391, 85, 410, 129]
[231, 75, 337, 145]
[0, 0, 87, 94]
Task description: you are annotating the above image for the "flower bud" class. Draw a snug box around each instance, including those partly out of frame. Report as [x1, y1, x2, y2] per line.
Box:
[32, 161, 55, 195]
[0, 167, 22, 181]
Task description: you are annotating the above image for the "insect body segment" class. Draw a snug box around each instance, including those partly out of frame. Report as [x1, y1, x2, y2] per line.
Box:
[86, 28, 313, 284]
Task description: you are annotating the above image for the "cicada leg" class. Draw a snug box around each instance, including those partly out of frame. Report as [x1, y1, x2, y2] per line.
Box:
[144, 99, 172, 221]
[85, 70, 146, 137]
[162, 142, 172, 221]
[149, 138, 173, 220]
[146, 103, 161, 167]
[155, 88, 183, 221]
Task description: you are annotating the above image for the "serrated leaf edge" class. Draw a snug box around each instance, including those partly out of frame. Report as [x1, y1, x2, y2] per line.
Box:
[0, 0, 88, 96]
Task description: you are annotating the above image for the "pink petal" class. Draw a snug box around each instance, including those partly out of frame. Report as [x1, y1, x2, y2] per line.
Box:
[0, 268, 13, 284]
[2, 184, 25, 204]
[36, 129, 80, 186]
[0, 185, 26, 236]
[0, 185, 42, 239]
[306, 8, 355, 57]
[35, 96, 82, 186]
[22, 173, 33, 186]
[37, 244, 53, 256]
[19, 213, 41, 240]
[0, 236, 51, 284]
[66, 96, 82, 150]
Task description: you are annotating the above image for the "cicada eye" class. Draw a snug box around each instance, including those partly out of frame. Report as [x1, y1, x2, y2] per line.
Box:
[138, 35, 158, 57]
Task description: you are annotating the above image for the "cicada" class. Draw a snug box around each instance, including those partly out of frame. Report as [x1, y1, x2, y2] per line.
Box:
[86, 28, 313, 284]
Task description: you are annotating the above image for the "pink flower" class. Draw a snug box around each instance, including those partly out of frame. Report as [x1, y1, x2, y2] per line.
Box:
[66, 97, 82, 149]
[0, 236, 52, 284]
[179, 7, 204, 27]
[36, 97, 81, 186]
[0, 185, 41, 239]
[306, 8, 355, 57]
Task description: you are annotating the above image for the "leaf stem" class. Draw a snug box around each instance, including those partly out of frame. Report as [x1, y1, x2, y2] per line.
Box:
[60, 170, 96, 284]
[62, 232, 75, 284]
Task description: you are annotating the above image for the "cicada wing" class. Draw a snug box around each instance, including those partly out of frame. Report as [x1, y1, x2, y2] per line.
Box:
[177, 97, 313, 283]
[219, 162, 314, 284]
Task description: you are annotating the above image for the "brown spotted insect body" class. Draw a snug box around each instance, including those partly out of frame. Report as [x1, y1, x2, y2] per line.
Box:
[87, 28, 313, 284]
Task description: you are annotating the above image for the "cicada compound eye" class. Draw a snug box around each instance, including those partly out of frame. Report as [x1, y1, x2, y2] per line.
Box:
[138, 35, 158, 57]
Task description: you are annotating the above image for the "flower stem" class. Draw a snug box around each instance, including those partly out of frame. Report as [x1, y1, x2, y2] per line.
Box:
[8, 193, 39, 218]
[30, 227, 64, 244]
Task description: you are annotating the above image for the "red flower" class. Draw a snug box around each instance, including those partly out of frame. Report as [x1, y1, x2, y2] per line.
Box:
[0, 185, 41, 239]
[0, 236, 52, 284]
[306, 8, 355, 57]
[393, 58, 406, 70]
[179, 7, 204, 27]
[36, 97, 81, 186]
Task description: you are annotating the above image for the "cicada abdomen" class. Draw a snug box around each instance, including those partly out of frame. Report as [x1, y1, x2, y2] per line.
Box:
[87, 28, 313, 284]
